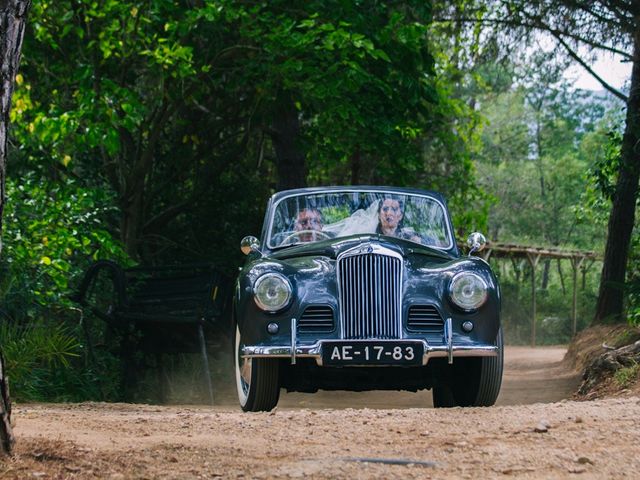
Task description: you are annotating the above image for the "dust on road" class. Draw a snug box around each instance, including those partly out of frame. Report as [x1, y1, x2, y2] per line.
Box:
[3, 346, 639, 479]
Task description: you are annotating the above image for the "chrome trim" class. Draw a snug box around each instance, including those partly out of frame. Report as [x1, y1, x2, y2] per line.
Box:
[444, 317, 453, 364]
[291, 317, 297, 365]
[467, 232, 486, 256]
[240, 235, 262, 256]
[337, 243, 403, 340]
[265, 189, 455, 250]
[407, 304, 445, 332]
[241, 340, 498, 366]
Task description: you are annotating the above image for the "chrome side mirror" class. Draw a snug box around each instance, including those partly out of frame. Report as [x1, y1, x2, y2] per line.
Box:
[240, 236, 261, 256]
[467, 232, 486, 256]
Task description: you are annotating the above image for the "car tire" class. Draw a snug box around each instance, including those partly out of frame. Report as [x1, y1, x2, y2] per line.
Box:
[234, 325, 280, 412]
[432, 383, 456, 408]
[432, 327, 504, 408]
[470, 327, 504, 406]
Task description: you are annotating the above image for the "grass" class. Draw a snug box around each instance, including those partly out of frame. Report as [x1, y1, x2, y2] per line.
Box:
[611, 327, 640, 349]
[614, 362, 640, 389]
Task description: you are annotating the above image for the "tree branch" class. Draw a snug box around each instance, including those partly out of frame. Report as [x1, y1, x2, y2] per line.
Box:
[586, 1, 636, 29]
[551, 31, 629, 101]
[142, 200, 191, 233]
[432, 15, 632, 59]
[570, 1, 622, 26]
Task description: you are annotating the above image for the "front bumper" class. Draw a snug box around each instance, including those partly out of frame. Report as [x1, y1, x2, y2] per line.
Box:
[241, 317, 498, 366]
[242, 341, 498, 366]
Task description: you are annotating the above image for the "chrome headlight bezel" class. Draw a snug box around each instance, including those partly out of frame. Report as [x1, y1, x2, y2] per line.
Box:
[253, 272, 293, 312]
[449, 272, 488, 312]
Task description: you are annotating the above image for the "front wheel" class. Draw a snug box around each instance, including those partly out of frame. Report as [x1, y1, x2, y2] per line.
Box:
[234, 325, 280, 412]
[432, 327, 504, 408]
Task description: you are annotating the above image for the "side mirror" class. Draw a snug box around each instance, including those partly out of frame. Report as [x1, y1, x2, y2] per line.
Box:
[467, 232, 486, 256]
[240, 236, 261, 256]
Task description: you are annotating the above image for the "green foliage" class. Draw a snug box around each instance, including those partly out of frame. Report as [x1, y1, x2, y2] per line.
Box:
[1, 174, 128, 316]
[0, 320, 78, 401]
[0, 316, 122, 402]
[627, 234, 640, 326]
[0, 173, 128, 400]
[477, 82, 612, 244]
[576, 124, 640, 326]
[17, 0, 201, 166]
[466, 48, 623, 341]
[611, 328, 640, 348]
[6, 0, 632, 402]
[495, 261, 598, 345]
[11, 0, 487, 268]
[0, 321, 78, 377]
[613, 362, 639, 389]
[208, 0, 449, 191]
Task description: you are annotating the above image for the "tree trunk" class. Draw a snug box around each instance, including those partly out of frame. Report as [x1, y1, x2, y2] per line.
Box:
[557, 259, 566, 295]
[541, 259, 551, 290]
[594, 29, 640, 323]
[0, 353, 13, 455]
[271, 93, 306, 191]
[350, 148, 361, 185]
[0, 0, 31, 456]
[120, 186, 145, 259]
[0, 0, 31, 248]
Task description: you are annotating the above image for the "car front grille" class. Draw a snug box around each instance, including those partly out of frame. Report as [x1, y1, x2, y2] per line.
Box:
[407, 305, 444, 333]
[337, 246, 402, 339]
[298, 305, 335, 333]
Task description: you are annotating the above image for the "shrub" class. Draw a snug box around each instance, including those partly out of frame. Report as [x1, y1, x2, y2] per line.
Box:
[0, 174, 129, 400]
[613, 362, 640, 389]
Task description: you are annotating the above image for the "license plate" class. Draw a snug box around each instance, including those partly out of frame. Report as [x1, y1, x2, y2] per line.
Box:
[322, 341, 423, 366]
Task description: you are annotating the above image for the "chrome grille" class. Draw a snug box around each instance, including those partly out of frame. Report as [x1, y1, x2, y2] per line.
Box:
[407, 305, 444, 333]
[298, 305, 334, 333]
[337, 246, 403, 339]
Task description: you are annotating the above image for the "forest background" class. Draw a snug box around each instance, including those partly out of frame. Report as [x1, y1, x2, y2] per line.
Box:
[0, 0, 638, 402]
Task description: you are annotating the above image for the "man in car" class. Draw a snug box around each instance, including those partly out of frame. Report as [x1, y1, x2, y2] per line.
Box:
[293, 208, 324, 243]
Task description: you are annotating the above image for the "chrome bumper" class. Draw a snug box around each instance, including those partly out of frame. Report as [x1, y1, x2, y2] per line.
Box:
[241, 341, 498, 366]
[242, 317, 498, 366]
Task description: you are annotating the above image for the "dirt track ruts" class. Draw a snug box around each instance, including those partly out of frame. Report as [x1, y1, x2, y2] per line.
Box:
[3, 346, 640, 479]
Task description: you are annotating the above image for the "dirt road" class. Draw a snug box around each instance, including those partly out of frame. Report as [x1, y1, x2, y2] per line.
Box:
[3, 346, 640, 479]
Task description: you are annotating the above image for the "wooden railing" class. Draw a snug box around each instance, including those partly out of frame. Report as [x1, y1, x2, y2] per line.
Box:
[462, 241, 600, 346]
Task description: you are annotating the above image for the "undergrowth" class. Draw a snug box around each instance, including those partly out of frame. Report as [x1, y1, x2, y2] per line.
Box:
[614, 362, 640, 389]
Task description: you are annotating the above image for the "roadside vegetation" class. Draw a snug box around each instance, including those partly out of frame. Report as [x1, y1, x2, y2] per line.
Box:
[0, 0, 638, 402]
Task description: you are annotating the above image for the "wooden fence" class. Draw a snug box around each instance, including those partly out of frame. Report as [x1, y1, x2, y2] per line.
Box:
[472, 243, 599, 347]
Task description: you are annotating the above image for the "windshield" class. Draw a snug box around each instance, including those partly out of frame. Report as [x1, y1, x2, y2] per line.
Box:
[267, 191, 452, 249]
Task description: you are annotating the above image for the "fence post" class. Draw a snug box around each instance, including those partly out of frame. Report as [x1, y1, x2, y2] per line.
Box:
[570, 256, 585, 337]
[527, 253, 541, 347]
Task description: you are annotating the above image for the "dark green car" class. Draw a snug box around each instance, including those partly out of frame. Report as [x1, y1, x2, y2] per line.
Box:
[234, 187, 502, 411]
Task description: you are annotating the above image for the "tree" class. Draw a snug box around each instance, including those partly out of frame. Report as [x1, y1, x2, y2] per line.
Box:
[437, 1, 640, 323]
[204, 1, 440, 190]
[16, 0, 248, 259]
[0, 0, 31, 456]
[519, 2, 639, 324]
[0, 0, 30, 245]
[17, 0, 483, 262]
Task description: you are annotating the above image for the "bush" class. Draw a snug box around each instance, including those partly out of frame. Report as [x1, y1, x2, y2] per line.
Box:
[0, 174, 129, 401]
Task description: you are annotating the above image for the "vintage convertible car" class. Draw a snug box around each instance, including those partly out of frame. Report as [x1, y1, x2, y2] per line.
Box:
[234, 186, 502, 411]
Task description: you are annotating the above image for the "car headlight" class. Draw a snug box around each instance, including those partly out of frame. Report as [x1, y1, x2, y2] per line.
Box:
[449, 272, 488, 311]
[253, 273, 292, 312]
